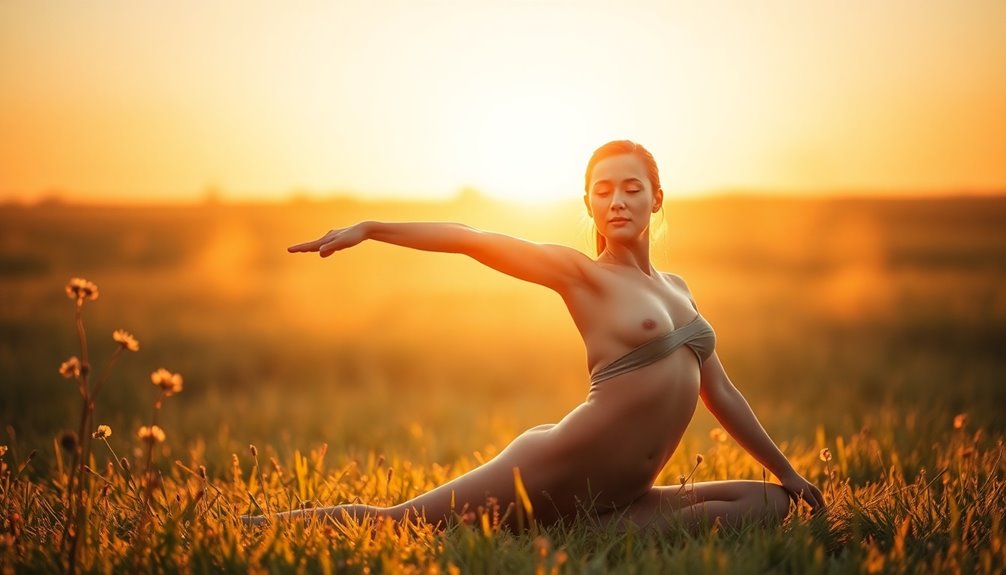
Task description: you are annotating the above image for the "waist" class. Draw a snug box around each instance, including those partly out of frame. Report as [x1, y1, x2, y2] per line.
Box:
[585, 356, 702, 424]
[583, 367, 702, 491]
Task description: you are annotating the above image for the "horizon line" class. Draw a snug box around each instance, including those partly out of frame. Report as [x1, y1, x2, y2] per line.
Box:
[3, 186, 1006, 208]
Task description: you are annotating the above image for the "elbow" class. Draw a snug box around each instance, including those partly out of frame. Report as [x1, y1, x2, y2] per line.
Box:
[700, 381, 737, 413]
[456, 224, 483, 255]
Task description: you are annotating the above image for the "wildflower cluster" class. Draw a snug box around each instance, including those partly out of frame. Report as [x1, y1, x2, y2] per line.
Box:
[53, 277, 184, 573]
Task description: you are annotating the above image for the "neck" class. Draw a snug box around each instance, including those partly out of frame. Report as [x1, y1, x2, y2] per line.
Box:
[599, 237, 654, 276]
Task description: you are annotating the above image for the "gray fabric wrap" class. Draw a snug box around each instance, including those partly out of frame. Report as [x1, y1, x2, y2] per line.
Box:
[589, 314, 716, 388]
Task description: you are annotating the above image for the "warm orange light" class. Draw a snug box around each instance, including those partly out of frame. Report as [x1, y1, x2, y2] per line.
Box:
[0, 2, 1003, 203]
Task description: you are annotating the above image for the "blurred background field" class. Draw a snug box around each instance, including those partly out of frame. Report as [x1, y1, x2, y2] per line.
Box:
[1, 193, 1004, 477]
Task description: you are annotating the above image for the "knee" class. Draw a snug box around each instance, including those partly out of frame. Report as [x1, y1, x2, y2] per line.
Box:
[760, 484, 791, 524]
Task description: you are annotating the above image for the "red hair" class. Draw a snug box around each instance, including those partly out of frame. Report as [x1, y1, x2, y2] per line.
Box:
[584, 140, 662, 256]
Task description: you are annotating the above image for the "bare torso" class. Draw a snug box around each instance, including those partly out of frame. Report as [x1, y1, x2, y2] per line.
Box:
[493, 260, 706, 522]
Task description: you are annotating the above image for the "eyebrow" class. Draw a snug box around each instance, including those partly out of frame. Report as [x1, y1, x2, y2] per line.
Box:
[592, 178, 644, 189]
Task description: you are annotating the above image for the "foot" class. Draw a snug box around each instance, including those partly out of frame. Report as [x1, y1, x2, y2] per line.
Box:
[241, 514, 269, 527]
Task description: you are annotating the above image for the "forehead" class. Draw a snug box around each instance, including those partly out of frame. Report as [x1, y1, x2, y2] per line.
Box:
[589, 153, 649, 187]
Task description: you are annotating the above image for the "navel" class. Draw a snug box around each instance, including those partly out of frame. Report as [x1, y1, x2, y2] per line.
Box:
[642, 318, 657, 330]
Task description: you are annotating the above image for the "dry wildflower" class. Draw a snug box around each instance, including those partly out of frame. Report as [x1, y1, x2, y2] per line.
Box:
[709, 427, 729, 443]
[59, 356, 81, 379]
[65, 277, 99, 304]
[819, 448, 832, 462]
[150, 368, 183, 396]
[679, 474, 687, 485]
[0, 445, 6, 458]
[112, 329, 139, 352]
[92, 425, 112, 439]
[198, 465, 207, 480]
[137, 425, 166, 444]
[250, 444, 258, 458]
[120, 457, 130, 471]
[695, 453, 704, 465]
[953, 413, 967, 430]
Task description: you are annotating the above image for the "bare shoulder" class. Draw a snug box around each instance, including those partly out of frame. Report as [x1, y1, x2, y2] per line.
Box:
[660, 271, 692, 293]
[660, 271, 699, 306]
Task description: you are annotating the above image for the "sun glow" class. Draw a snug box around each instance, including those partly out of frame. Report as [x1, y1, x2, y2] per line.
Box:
[0, 2, 1003, 203]
[455, 84, 597, 205]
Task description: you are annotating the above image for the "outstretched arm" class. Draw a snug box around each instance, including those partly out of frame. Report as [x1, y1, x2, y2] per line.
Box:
[698, 352, 825, 511]
[288, 221, 591, 293]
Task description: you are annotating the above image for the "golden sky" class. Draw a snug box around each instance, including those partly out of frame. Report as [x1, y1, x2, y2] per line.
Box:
[1, 0, 1004, 204]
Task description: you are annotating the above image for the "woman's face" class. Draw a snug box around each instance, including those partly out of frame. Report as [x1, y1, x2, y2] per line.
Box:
[584, 153, 662, 246]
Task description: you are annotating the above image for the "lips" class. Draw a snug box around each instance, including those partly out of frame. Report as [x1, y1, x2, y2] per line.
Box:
[609, 217, 630, 223]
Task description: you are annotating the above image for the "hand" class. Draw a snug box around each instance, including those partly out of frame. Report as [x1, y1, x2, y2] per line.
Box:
[288, 223, 370, 257]
[779, 470, 825, 512]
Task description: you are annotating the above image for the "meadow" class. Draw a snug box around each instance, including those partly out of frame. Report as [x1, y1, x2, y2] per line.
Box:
[0, 193, 1004, 573]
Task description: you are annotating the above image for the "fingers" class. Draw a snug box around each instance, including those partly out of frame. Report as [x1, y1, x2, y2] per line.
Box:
[811, 485, 826, 511]
[287, 239, 324, 253]
[785, 482, 826, 513]
[798, 484, 825, 512]
[289, 230, 339, 253]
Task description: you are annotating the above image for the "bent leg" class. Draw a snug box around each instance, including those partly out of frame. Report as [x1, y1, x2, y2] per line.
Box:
[596, 480, 791, 534]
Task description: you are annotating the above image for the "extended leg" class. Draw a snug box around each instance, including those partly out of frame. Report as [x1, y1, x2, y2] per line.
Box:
[242, 425, 558, 529]
[242, 503, 408, 527]
[596, 480, 791, 534]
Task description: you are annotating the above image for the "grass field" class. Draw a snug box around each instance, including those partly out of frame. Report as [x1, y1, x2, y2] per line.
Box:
[1, 194, 1004, 573]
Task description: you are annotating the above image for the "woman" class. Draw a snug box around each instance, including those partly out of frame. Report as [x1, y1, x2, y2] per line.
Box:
[250, 140, 824, 533]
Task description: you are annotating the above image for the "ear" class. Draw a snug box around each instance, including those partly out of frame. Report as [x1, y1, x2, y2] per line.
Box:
[652, 187, 664, 212]
[583, 194, 592, 217]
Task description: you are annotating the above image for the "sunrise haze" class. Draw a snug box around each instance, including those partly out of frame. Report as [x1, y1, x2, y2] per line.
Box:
[1, 0, 1004, 204]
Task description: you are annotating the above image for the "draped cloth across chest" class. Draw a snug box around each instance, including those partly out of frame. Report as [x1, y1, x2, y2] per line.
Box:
[588, 313, 717, 389]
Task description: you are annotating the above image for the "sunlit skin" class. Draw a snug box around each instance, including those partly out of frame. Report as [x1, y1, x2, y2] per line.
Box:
[247, 145, 825, 533]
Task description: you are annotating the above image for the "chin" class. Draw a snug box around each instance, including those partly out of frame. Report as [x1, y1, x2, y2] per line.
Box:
[605, 226, 639, 238]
